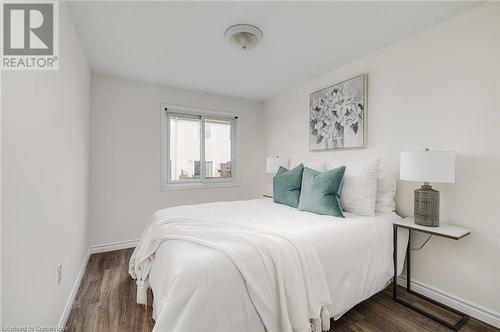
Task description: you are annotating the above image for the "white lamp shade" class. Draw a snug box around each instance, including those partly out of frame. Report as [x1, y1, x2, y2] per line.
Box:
[266, 156, 288, 174]
[400, 151, 455, 183]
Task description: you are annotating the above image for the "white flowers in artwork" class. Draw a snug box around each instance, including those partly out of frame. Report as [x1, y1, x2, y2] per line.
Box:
[310, 87, 364, 148]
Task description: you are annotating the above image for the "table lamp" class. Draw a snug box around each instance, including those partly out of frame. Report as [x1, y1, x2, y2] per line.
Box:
[266, 156, 288, 174]
[400, 149, 455, 227]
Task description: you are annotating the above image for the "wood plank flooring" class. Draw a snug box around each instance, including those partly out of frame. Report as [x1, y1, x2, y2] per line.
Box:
[66, 249, 498, 332]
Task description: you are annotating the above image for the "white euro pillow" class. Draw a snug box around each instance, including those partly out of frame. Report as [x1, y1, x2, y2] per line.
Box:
[326, 157, 380, 216]
[375, 171, 397, 213]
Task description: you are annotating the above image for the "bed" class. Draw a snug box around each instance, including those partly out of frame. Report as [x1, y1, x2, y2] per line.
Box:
[130, 198, 409, 332]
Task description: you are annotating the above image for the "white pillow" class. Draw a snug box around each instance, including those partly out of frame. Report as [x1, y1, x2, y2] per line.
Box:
[289, 159, 326, 172]
[326, 157, 380, 216]
[375, 171, 396, 213]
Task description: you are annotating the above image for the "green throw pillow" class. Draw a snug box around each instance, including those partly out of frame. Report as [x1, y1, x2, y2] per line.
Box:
[273, 164, 304, 208]
[298, 166, 346, 217]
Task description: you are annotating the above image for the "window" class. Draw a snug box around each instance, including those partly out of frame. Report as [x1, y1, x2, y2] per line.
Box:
[161, 104, 238, 190]
[204, 123, 212, 140]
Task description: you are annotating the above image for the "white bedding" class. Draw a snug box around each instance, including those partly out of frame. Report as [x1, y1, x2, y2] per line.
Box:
[142, 199, 408, 332]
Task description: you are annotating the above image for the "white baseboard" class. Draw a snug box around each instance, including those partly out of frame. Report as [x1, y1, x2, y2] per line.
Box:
[58, 250, 90, 329]
[89, 239, 138, 254]
[398, 276, 500, 328]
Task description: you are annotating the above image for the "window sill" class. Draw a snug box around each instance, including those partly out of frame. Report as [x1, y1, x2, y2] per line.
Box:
[162, 180, 240, 192]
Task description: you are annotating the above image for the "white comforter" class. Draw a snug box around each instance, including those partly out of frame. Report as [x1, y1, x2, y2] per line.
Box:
[131, 199, 408, 332]
[130, 218, 332, 332]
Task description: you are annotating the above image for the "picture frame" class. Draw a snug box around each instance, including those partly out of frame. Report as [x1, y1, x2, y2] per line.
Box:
[309, 74, 367, 151]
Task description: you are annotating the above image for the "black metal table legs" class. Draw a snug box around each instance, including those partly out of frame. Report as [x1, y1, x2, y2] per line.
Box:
[393, 226, 469, 330]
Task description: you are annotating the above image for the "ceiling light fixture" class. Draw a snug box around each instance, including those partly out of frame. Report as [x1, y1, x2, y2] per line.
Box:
[224, 24, 263, 51]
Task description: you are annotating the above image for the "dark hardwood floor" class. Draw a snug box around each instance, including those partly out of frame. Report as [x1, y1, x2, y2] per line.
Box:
[66, 249, 498, 332]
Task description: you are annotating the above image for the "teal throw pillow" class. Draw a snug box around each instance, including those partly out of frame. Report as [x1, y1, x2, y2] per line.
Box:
[273, 164, 304, 208]
[298, 166, 346, 217]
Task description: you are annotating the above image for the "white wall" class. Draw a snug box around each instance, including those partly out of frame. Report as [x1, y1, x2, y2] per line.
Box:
[0, 68, 3, 328]
[90, 75, 265, 246]
[497, 3, 500, 313]
[264, 3, 500, 315]
[1, 3, 90, 327]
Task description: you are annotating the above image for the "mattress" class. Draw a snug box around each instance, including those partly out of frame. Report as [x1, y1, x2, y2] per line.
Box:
[148, 198, 408, 331]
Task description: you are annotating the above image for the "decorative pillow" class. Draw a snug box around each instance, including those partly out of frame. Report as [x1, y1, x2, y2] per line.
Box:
[298, 166, 346, 217]
[376, 171, 397, 213]
[326, 157, 380, 216]
[273, 164, 304, 208]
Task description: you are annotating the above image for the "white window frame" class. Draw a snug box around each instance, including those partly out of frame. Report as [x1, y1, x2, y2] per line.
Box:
[161, 103, 240, 191]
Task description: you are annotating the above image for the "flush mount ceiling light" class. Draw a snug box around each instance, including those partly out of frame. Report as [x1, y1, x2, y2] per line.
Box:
[224, 24, 263, 51]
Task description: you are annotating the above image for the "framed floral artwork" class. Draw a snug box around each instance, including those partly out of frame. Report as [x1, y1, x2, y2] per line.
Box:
[309, 74, 367, 150]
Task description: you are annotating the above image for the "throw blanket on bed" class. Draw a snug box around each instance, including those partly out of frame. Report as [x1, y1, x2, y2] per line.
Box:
[129, 215, 332, 332]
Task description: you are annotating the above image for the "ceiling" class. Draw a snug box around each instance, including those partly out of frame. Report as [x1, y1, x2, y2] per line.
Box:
[68, 1, 478, 101]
